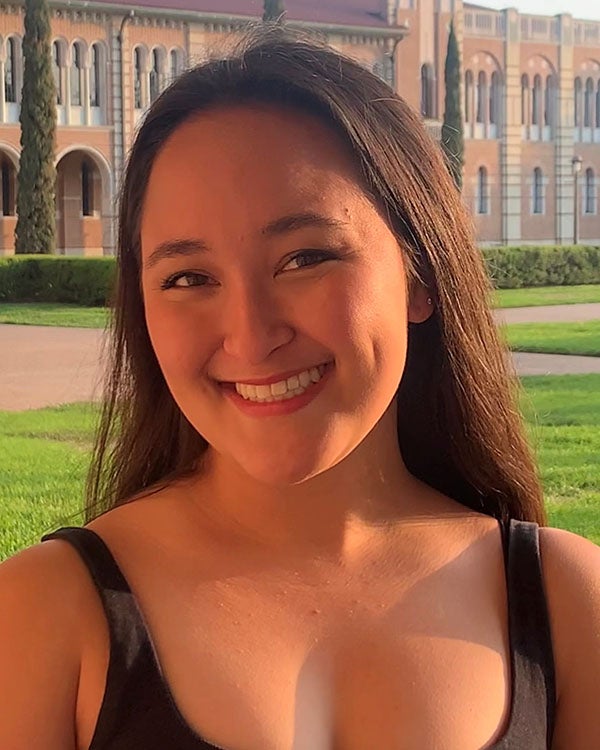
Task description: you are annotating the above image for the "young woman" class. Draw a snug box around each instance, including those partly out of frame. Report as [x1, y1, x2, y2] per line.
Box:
[1, 26, 598, 750]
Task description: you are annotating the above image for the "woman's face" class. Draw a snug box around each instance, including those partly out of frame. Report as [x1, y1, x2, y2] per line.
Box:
[140, 104, 426, 486]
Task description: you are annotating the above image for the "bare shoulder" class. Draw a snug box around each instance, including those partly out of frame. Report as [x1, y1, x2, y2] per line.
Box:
[537, 527, 600, 748]
[0, 539, 97, 749]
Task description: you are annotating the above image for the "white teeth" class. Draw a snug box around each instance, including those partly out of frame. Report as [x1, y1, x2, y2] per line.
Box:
[234, 364, 329, 402]
[299, 370, 312, 388]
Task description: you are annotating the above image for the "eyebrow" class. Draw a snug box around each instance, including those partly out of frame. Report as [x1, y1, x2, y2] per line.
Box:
[143, 212, 349, 270]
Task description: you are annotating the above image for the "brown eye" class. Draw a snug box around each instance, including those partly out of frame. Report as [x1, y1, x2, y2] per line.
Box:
[160, 272, 213, 290]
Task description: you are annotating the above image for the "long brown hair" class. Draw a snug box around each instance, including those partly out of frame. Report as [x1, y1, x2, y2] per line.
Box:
[85, 25, 545, 525]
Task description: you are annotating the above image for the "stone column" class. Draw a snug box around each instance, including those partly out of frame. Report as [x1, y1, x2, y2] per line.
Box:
[554, 14, 575, 245]
[500, 8, 522, 244]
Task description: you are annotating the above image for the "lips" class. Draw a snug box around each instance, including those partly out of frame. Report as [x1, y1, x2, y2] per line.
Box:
[217, 361, 333, 388]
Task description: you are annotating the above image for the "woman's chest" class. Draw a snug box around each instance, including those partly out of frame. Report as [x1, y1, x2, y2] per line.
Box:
[76, 556, 512, 750]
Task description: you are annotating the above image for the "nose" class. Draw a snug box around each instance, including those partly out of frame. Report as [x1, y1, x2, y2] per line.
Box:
[220, 281, 294, 365]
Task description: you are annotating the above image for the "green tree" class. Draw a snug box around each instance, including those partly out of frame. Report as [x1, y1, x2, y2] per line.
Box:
[441, 20, 464, 192]
[263, 0, 286, 23]
[15, 0, 57, 254]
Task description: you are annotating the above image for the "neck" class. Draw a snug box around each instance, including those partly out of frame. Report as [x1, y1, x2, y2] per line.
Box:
[186, 405, 443, 567]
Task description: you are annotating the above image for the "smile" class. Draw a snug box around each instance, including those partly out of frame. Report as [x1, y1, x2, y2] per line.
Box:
[234, 363, 329, 402]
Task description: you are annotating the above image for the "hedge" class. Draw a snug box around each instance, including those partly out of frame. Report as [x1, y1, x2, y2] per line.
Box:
[0, 246, 599, 305]
[0, 255, 116, 306]
[482, 245, 600, 289]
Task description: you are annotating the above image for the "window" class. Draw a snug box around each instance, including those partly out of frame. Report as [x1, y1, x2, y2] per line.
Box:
[544, 76, 555, 127]
[585, 168, 596, 214]
[574, 77, 582, 127]
[477, 167, 489, 214]
[533, 168, 544, 214]
[149, 49, 160, 102]
[170, 49, 182, 81]
[521, 74, 529, 125]
[476, 71, 487, 123]
[81, 160, 93, 216]
[71, 43, 82, 106]
[596, 81, 600, 129]
[4, 38, 16, 103]
[1, 159, 14, 216]
[134, 47, 143, 108]
[584, 77, 594, 127]
[489, 72, 500, 126]
[52, 42, 63, 104]
[531, 75, 542, 126]
[465, 70, 473, 123]
[420, 64, 434, 118]
[90, 44, 101, 107]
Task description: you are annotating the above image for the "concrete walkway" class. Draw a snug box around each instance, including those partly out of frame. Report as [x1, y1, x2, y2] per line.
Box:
[1, 301, 599, 410]
[494, 302, 599, 324]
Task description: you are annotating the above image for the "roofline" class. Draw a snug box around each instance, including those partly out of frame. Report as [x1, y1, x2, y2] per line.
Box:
[45, 0, 409, 39]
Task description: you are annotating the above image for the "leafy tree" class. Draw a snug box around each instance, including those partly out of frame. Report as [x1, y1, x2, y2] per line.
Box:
[263, 0, 286, 23]
[441, 20, 464, 192]
[15, 0, 57, 254]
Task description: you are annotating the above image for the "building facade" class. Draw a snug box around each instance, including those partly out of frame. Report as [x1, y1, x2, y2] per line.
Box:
[0, 0, 599, 255]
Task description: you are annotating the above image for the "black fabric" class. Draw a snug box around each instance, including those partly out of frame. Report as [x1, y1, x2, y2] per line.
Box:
[41, 518, 556, 749]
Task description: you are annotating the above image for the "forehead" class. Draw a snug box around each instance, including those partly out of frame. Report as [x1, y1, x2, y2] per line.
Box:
[140, 105, 371, 250]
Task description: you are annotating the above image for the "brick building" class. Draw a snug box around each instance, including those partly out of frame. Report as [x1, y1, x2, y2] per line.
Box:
[0, 0, 599, 255]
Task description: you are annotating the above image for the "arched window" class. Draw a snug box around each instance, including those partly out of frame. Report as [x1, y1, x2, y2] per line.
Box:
[149, 49, 160, 102]
[476, 71, 487, 123]
[420, 64, 434, 118]
[533, 167, 544, 214]
[477, 167, 489, 214]
[585, 168, 596, 214]
[90, 43, 101, 107]
[574, 77, 582, 127]
[584, 77, 594, 127]
[4, 38, 17, 103]
[596, 81, 600, 129]
[531, 75, 542, 126]
[71, 43, 82, 106]
[544, 75, 555, 127]
[81, 160, 93, 216]
[465, 70, 473, 123]
[489, 71, 500, 126]
[170, 49, 182, 81]
[52, 41, 63, 104]
[134, 47, 143, 108]
[521, 74, 529, 125]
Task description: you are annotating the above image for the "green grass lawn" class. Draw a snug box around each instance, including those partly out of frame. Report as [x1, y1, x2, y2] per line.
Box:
[493, 284, 600, 308]
[503, 321, 600, 357]
[0, 375, 598, 560]
[0, 303, 109, 328]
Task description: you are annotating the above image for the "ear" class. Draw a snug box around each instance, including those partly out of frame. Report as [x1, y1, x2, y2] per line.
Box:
[408, 283, 434, 324]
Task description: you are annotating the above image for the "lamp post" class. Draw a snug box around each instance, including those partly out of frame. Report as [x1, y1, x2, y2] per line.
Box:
[572, 154, 583, 245]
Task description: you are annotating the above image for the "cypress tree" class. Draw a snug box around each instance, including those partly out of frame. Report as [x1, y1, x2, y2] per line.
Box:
[15, 0, 57, 254]
[263, 0, 286, 23]
[441, 20, 464, 192]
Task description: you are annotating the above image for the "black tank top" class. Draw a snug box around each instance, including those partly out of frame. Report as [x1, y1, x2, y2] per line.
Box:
[41, 519, 556, 749]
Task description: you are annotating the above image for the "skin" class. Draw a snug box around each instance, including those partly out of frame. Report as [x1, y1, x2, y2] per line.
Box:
[139, 103, 455, 565]
[0, 104, 598, 750]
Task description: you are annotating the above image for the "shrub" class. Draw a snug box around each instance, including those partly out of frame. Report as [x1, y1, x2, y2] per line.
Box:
[482, 245, 600, 289]
[0, 255, 116, 306]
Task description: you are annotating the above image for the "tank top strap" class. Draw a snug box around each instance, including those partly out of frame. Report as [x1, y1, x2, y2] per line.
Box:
[497, 518, 556, 747]
[40, 526, 160, 744]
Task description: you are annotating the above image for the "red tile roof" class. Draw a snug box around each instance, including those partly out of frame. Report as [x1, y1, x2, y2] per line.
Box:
[92, 0, 390, 29]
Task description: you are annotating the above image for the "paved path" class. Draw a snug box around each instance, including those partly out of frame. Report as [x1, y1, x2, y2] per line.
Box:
[1, 302, 599, 410]
[494, 302, 600, 324]
[1, 325, 107, 411]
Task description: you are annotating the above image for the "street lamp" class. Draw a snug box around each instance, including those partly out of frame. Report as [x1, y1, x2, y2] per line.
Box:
[572, 154, 583, 245]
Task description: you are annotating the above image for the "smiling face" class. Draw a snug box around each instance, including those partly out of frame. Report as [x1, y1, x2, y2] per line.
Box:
[140, 104, 426, 487]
